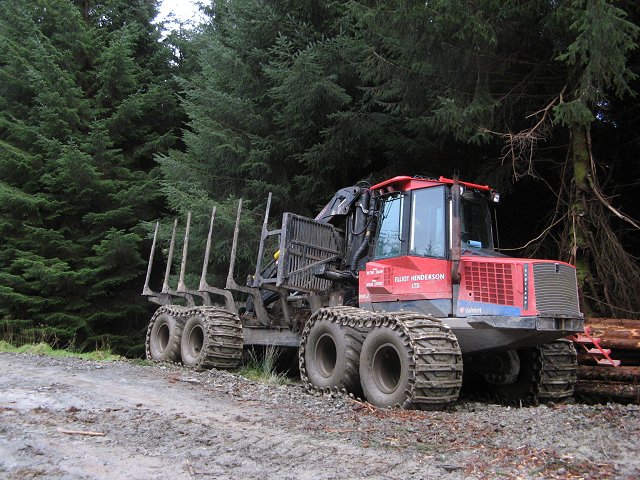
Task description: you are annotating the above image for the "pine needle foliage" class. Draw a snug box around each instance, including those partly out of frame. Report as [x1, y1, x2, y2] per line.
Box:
[0, 0, 185, 352]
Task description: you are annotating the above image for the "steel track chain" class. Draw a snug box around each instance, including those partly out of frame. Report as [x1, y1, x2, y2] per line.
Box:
[463, 339, 577, 406]
[191, 307, 243, 370]
[145, 305, 243, 370]
[538, 339, 578, 402]
[299, 306, 463, 409]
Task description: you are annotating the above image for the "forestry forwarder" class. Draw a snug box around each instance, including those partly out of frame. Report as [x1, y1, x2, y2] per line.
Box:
[143, 175, 583, 409]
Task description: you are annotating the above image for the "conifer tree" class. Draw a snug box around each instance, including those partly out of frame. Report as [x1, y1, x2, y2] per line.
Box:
[157, 0, 372, 282]
[167, 0, 640, 317]
[350, 0, 640, 317]
[0, 0, 184, 351]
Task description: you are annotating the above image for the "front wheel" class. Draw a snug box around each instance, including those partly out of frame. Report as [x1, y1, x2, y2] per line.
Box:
[359, 316, 462, 409]
[463, 340, 577, 405]
[538, 339, 577, 402]
[359, 326, 413, 408]
[301, 318, 363, 394]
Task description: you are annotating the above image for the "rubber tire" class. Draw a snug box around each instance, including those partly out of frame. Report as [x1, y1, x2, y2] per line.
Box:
[180, 313, 207, 368]
[359, 326, 412, 408]
[303, 318, 362, 394]
[463, 347, 539, 405]
[147, 312, 183, 363]
[538, 340, 577, 402]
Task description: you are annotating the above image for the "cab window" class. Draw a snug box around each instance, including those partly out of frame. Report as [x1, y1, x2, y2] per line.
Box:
[461, 190, 494, 250]
[374, 193, 404, 259]
[409, 186, 445, 258]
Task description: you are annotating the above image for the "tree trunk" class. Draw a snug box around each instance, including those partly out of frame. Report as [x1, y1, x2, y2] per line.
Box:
[566, 124, 640, 319]
[569, 124, 595, 316]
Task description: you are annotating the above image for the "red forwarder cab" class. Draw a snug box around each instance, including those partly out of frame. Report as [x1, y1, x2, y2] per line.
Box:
[357, 176, 583, 354]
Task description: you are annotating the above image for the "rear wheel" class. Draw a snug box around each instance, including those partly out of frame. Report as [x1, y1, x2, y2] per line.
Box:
[146, 307, 184, 362]
[181, 313, 207, 368]
[301, 318, 363, 394]
[181, 307, 243, 371]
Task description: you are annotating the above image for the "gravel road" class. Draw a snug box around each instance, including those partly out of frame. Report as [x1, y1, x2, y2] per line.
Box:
[0, 353, 638, 479]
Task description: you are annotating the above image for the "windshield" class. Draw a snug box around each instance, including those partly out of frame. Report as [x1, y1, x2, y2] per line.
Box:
[460, 190, 494, 251]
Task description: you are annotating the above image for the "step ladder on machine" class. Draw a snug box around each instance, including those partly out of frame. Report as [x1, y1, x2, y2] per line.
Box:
[569, 326, 622, 367]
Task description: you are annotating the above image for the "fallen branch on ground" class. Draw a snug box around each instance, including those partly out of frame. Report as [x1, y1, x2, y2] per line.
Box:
[325, 427, 376, 434]
[58, 428, 105, 436]
[348, 398, 378, 413]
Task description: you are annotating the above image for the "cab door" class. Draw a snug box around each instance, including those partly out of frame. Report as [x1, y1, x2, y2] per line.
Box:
[359, 186, 453, 315]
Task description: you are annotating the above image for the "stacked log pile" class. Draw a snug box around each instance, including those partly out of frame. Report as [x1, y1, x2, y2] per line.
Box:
[574, 318, 640, 404]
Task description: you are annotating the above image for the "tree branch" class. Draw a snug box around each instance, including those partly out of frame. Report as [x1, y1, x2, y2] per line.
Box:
[586, 130, 640, 230]
[480, 90, 563, 180]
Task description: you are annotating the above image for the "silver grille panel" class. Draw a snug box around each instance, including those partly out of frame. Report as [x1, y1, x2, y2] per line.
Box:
[533, 262, 581, 317]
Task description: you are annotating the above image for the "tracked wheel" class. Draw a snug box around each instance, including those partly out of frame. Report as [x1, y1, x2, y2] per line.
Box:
[464, 347, 541, 405]
[300, 313, 364, 395]
[463, 339, 577, 405]
[359, 314, 463, 409]
[359, 326, 412, 407]
[180, 307, 243, 370]
[181, 313, 207, 368]
[300, 307, 462, 409]
[538, 339, 577, 402]
[146, 306, 185, 363]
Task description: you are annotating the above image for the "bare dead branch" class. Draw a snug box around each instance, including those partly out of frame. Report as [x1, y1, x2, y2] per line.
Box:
[348, 397, 378, 413]
[497, 215, 565, 252]
[58, 429, 105, 436]
[586, 131, 640, 230]
[480, 91, 563, 180]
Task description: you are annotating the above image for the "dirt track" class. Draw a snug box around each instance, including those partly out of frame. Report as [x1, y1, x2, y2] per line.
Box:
[1, 353, 639, 479]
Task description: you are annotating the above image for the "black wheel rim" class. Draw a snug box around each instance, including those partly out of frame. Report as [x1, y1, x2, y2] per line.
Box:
[315, 333, 337, 378]
[187, 325, 204, 357]
[156, 323, 170, 353]
[372, 343, 401, 394]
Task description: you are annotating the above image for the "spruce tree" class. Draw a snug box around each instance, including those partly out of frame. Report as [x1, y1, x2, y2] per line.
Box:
[166, 0, 640, 317]
[350, 0, 640, 317]
[0, 0, 184, 352]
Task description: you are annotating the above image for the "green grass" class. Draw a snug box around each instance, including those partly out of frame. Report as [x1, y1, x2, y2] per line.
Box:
[128, 358, 152, 366]
[0, 340, 123, 361]
[238, 345, 290, 385]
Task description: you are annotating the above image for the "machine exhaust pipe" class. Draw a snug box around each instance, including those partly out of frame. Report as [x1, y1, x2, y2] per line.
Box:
[451, 173, 461, 284]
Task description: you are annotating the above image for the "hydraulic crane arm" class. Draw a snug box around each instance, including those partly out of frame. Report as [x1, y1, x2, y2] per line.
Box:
[314, 186, 366, 224]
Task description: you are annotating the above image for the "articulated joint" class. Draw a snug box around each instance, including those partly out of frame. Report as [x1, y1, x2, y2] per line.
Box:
[313, 264, 357, 285]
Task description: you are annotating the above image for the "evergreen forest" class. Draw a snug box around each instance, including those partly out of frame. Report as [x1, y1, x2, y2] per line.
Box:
[1, 0, 639, 355]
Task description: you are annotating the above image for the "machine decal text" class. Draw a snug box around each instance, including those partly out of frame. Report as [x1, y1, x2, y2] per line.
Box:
[394, 273, 445, 283]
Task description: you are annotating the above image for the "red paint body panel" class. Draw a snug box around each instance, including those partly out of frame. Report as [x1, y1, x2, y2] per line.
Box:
[458, 257, 534, 317]
[359, 256, 451, 304]
[359, 176, 579, 318]
[360, 254, 579, 318]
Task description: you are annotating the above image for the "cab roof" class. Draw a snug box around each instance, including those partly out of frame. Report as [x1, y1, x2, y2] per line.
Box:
[370, 176, 492, 194]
